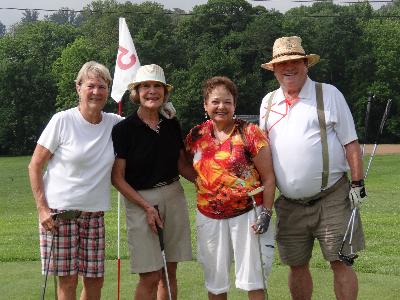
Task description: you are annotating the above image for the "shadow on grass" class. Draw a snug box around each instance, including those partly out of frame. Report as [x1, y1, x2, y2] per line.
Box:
[1, 260, 399, 299]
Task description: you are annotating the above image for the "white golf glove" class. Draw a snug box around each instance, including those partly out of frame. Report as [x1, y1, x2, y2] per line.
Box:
[349, 180, 367, 209]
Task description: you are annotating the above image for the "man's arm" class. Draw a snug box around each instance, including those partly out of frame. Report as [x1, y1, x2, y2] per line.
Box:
[344, 140, 367, 209]
[344, 140, 363, 181]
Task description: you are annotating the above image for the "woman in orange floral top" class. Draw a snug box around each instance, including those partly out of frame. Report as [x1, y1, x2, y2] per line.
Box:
[186, 76, 276, 300]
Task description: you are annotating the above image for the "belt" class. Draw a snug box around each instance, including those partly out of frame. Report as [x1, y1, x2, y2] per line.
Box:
[281, 174, 348, 206]
[153, 176, 180, 188]
[51, 210, 104, 220]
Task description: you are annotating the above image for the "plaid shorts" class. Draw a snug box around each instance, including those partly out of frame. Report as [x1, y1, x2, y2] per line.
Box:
[39, 210, 105, 277]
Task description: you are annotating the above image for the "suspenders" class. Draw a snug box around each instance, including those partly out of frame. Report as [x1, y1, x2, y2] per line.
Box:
[264, 82, 329, 191]
[315, 83, 329, 190]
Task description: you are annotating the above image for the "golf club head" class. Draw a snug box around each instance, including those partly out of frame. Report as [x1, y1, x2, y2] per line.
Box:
[338, 252, 358, 266]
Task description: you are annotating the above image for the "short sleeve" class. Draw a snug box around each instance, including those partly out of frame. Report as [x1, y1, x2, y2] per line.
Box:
[171, 117, 184, 149]
[243, 123, 268, 157]
[112, 122, 130, 159]
[328, 86, 358, 145]
[37, 112, 63, 154]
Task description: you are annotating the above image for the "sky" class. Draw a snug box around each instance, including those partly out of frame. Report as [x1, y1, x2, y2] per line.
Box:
[0, 0, 387, 28]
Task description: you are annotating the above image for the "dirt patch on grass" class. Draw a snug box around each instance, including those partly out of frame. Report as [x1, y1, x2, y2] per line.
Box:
[363, 144, 400, 154]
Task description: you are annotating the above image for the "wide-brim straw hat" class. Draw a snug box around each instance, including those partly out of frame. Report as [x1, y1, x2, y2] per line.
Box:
[261, 36, 320, 71]
[127, 64, 173, 92]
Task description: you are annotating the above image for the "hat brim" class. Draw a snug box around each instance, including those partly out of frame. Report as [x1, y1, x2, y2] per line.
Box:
[127, 81, 173, 93]
[261, 54, 320, 71]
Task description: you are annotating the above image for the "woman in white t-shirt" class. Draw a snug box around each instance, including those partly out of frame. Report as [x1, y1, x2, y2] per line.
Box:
[28, 61, 122, 300]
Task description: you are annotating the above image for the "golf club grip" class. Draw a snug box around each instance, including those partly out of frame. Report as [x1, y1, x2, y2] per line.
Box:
[154, 205, 165, 251]
[364, 93, 373, 142]
[375, 99, 392, 143]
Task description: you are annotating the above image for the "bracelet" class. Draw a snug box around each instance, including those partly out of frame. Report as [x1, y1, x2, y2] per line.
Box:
[261, 206, 273, 217]
[351, 179, 364, 187]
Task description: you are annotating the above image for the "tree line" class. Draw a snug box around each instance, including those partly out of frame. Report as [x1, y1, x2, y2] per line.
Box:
[0, 0, 399, 155]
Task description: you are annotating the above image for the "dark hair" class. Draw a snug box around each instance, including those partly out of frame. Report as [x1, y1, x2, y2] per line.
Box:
[202, 76, 238, 104]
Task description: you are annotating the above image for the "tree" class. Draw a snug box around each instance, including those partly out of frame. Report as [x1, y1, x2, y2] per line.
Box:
[362, 18, 400, 141]
[52, 37, 102, 111]
[21, 9, 40, 23]
[0, 21, 5, 37]
[0, 21, 78, 155]
[44, 7, 84, 26]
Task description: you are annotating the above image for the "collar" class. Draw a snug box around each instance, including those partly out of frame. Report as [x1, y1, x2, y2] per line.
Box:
[276, 77, 314, 105]
[131, 110, 165, 127]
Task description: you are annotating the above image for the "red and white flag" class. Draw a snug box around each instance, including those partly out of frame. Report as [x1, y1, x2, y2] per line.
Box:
[111, 17, 140, 103]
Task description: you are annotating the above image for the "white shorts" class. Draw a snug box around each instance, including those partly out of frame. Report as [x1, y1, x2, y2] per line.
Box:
[196, 207, 275, 295]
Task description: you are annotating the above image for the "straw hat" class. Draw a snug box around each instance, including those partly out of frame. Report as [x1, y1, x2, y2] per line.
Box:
[261, 36, 320, 71]
[127, 64, 173, 92]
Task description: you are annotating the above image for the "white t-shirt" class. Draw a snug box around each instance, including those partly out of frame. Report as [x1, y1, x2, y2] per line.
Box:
[259, 77, 358, 199]
[38, 107, 123, 211]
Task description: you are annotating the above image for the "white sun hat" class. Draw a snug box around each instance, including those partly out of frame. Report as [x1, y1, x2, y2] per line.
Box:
[127, 64, 173, 92]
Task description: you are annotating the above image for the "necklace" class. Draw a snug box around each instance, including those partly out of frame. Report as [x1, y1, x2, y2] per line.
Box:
[138, 112, 162, 134]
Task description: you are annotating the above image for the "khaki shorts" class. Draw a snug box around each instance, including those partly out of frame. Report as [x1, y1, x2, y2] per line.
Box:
[123, 180, 192, 273]
[275, 178, 365, 266]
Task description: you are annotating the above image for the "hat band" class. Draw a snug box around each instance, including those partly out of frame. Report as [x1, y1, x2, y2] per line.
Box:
[272, 52, 306, 60]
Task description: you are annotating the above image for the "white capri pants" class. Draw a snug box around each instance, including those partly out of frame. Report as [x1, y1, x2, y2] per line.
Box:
[196, 207, 275, 295]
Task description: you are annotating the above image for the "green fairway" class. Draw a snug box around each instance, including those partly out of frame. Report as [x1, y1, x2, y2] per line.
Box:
[0, 155, 399, 298]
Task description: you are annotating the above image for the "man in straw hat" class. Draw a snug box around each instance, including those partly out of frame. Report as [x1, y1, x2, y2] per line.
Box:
[259, 36, 367, 299]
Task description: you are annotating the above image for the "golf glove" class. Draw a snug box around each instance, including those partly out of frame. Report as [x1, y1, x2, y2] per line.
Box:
[349, 180, 367, 209]
[254, 207, 272, 234]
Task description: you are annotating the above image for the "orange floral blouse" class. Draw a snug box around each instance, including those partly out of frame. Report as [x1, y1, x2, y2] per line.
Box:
[185, 119, 268, 219]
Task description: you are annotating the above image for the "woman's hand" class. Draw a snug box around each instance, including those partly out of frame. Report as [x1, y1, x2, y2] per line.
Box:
[145, 206, 163, 234]
[38, 207, 58, 234]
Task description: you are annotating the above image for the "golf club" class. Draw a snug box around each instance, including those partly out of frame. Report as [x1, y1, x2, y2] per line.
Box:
[338, 208, 359, 266]
[40, 210, 81, 300]
[154, 205, 172, 300]
[365, 98, 392, 178]
[361, 93, 373, 156]
[40, 232, 55, 300]
[339, 93, 372, 265]
[339, 98, 392, 265]
[248, 186, 268, 298]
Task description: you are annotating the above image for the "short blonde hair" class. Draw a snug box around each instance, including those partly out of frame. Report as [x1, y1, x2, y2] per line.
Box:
[75, 61, 112, 87]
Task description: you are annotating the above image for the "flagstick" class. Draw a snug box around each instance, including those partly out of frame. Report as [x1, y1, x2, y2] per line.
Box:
[117, 192, 121, 300]
[117, 100, 122, 300]
[112, 17, 141, 299]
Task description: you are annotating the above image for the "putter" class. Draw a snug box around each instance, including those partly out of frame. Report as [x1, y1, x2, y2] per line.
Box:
[248, 186, 268, 295]
[154, 205, 172, 300]
[339, 98, 392, 265]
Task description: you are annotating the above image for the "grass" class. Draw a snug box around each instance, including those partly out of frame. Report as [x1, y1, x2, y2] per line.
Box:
[0, 155, 399, 298]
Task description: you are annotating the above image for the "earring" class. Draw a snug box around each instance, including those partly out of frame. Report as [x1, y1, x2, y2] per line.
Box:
[233, 113, 236, 119]
[204, 111, 208, 119]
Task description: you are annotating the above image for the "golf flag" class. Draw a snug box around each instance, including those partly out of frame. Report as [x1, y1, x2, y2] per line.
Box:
[111, 17, 140, 103]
